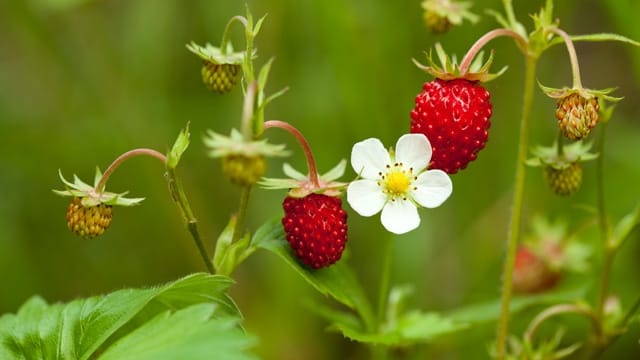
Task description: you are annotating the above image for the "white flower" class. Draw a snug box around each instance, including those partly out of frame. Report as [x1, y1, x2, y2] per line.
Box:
[347, 134, 453, 234]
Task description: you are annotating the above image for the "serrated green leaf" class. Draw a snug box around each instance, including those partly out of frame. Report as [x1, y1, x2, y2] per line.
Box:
[611, 205, 640, 249]
[0, 273, 239, 360]
[167, 124, 190, 170]
[99, 304, 255, 360]
[252, 219, 374, 330]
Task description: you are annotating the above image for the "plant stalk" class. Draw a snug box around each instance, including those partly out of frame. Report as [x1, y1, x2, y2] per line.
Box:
[96, 148, 167, 192]
[495, 56, 537, 359]
[166, 167, 214, 274]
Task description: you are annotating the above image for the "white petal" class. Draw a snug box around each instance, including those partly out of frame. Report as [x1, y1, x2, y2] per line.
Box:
[380, 199, 420, 234]
[394, 134, 432, 172]
[347, 180, 386, 217]
[411, 169, 453, 208]
[351, 138, 391, 179]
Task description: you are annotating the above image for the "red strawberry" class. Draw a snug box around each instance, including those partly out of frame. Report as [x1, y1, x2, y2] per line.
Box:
[512, 245, 561, 294]
[282, 193, 348, 269]
[410, 78, 492, 174]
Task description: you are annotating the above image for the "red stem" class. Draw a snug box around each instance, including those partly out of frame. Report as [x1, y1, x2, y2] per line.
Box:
[96, 148, 167, 192]
[263, 120, 320, 187]
[459, 28, 528, 75]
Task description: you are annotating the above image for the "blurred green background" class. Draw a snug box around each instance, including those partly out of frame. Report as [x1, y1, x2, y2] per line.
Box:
[1, 0, 639, 358]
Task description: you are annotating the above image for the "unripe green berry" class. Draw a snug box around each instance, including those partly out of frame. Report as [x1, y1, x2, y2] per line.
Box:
[201, 61, 240, 94]
[222, 154, 266, 186]
[543, 162, 582, 196]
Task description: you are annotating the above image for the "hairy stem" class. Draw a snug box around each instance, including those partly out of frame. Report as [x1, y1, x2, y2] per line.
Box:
[495, 56, 537, 359]
[96, 148, 167, 192]
[548, 27, 583, 89]
[264, 120, 320, 187]
[459, 28, 527, 75]
[166, 167, 214, 274]
[219, 15, 248, 55]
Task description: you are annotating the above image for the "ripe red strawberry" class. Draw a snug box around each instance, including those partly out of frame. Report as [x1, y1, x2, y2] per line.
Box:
[512, 245, 561, 294]
[410, 78, 492, 174]
[282, 193, 348, 269]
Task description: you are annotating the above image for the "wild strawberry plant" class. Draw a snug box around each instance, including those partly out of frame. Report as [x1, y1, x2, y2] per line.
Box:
[2, 0, 640, 359]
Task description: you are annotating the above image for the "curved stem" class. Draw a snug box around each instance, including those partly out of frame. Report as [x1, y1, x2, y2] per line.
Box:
[376, 235, 393, 330]
[524, 303, 598, 343]
[459, 28, 528, 75]
[263, 120, 320, 187]
[219, 15, 248, 55]
[548, 27, 583, 89]
[97, 148, 167, 192]
[166, 167, 215, 274]
[495, 56, 537, 359]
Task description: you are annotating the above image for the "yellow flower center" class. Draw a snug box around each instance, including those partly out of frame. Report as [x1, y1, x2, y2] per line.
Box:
[379, 163, 415, 199]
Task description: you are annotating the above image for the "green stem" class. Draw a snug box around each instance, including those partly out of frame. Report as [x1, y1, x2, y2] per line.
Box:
[372, 234, 394, 360]
[596, 122, 611, 242]
[219, 15, 248, 55]
[594, 121, 613, 338]
[166, 167, 214, 274]
[231, 186, 252, 245]
[548, 27, 583, 89]
[96, 148, 167, 192]
[495, 56, 537, 359]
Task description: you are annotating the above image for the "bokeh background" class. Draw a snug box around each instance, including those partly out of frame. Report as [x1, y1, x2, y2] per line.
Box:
[1, 0, 639, 358]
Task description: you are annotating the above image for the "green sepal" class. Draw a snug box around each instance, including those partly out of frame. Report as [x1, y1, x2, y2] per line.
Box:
[53, 169, 144, 207]
[203, 129, 289, 159]
[538, 81, 622, 102]
[413, 43, 506, 82]
[258, 160, 348, 197]
[185, 41, 250, 65]
[526, 141, 598, 170]
[167, 124, 190, 170]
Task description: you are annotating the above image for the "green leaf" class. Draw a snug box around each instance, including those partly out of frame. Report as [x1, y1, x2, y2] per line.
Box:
[167, 124, 190, 170]
[447, 284, 588, 325]
[320, 307, 467, 346]
[252, 218, 375, 330]
[0, 273, 242, 360]
[213, 216, 237, 274]
[99, 304, 256, 360]
[611, 205, 640, 249]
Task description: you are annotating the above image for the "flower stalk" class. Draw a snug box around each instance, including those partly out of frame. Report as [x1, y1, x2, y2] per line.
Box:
[496, 55, 538, 359]
[96, 148, 167, 193]
[264, 120, 320, 187]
